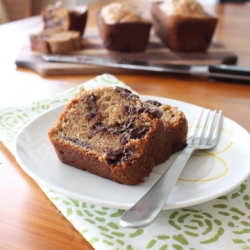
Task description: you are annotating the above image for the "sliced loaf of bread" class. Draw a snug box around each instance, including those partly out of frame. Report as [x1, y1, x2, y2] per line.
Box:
[48, 86, 187, 185]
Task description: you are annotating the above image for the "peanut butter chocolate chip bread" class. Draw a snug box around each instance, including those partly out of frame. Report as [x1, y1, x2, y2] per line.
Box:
[48, 86, 168, 185]
[96, 2, 152, 52]
[41, 2, 88, 35]
[48, 86, 188, 185]
[30, 2, 87, 54]
[151, 0, 218, 52]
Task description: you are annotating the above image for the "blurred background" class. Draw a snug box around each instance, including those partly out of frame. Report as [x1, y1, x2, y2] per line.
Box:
[0, 0, 98, 24]
[0, 0, 246, 24]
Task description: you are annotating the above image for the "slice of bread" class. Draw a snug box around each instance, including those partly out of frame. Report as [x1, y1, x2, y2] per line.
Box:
[30, 29, 82, 54]
[48, 86, 187, 185]
[145, 100, 188, 162]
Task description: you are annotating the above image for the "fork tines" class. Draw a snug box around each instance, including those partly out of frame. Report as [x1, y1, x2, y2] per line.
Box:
[188, 108, 223, 147]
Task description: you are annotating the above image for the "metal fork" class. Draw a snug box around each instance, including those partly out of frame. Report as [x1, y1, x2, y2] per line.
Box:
[120, 108, 223, 228]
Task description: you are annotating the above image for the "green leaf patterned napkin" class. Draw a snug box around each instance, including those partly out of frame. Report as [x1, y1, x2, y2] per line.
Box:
[1, 74, 250, 250]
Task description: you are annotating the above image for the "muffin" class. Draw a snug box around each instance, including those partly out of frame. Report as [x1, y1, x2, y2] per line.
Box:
[96, 2, 152, 52]
[151, 0, 218, 52]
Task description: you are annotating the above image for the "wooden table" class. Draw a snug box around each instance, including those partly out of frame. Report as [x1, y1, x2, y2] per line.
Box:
[0, 1, 249, 249]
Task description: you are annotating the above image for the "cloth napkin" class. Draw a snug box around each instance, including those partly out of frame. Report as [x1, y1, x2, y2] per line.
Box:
[1, 74, 250, 250]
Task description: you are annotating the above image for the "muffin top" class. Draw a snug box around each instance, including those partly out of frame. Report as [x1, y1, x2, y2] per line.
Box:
[159, 0, 205, 17]
[100, 2, 149, 24]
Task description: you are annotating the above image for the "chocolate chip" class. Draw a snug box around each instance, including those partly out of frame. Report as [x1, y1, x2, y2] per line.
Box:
[137, 107, 147, 113]
[91, 122, 106, 135]
[107, 118, 134, 134]
[104, 146, 134, 164]
[86, 94, 97, 107]
[115, 87, 139, 100]
[123, 105, 147, 115]
[123, 118, 135, 130]
[116, 86, 131, 94]
[120, 134, 130, 145]
[104, 147, 122, 163]
[85, 107, 98, 121]
[120, 125, 149, 144]
[123, 105, 136, 115]
[130, 126, 149, 139]
[148, 108, 163, 118]
[91, 118, 135, 136]
[65, 137, 92, 149]
[123, 105, 162, 118]
[145, 100, 162, 107]
[122, 147, 134, 161]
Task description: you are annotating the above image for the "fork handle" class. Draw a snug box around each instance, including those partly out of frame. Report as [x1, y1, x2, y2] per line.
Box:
[120, 145, 196, 228]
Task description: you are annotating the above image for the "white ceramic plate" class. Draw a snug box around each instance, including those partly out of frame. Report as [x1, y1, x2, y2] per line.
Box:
[14, 96, 250, 210]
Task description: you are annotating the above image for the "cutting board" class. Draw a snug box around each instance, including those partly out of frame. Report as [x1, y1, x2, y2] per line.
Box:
[15, 27, 238, 76]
